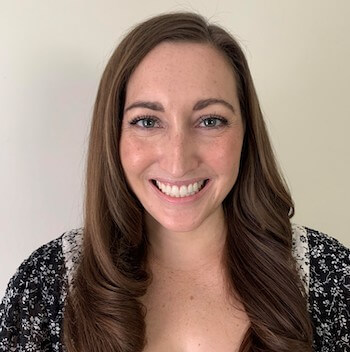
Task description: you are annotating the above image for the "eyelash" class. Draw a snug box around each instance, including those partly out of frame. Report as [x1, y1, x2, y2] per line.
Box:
[128, 115, 228, 129]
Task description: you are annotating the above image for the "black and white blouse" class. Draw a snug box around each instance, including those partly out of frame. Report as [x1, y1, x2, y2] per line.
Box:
[0, 224, 349, 351]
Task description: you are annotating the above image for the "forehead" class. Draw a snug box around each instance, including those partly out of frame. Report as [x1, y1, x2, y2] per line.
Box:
[125, 42, 238, 103]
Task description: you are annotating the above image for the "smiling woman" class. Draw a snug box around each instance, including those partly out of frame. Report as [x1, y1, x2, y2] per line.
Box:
[0, 11, 349, 352]
[120, 42, 244, 234]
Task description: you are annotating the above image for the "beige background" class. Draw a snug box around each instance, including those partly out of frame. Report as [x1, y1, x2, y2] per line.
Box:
[0, 0, 349, 297]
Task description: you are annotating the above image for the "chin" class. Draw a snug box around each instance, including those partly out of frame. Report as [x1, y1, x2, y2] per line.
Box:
[146, 212, 204, 234]
[161, 222, 199, 233]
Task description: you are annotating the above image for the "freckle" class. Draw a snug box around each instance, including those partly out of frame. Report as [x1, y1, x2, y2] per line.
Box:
[190, 295, 194, 300]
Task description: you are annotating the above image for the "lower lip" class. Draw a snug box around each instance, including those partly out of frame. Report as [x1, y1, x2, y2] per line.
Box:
[149, 179, 211, 204]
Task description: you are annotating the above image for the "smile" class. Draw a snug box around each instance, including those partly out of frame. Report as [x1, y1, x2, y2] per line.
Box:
[151, 179, 209, 198]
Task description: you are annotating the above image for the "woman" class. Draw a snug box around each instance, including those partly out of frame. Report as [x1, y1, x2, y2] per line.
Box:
[0, 12, 349, 352]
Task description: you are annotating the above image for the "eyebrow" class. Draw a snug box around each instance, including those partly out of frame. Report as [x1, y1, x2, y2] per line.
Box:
[123, 98, 235, 114]
[124, 101, 165, 113]
[193, 98, 235, 113]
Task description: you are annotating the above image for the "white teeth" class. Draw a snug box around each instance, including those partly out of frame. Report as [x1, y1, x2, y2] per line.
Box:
[188, 184, 193, 193]
[171, 185, 180, 197]
[155, 180, 206, 198]
[179, 185, 187, 197]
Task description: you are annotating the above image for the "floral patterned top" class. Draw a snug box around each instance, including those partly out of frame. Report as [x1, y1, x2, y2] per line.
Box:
[0, 224, 349, 351]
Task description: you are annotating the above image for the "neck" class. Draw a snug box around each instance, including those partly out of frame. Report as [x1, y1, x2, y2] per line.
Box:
[144, 207, 227, 274]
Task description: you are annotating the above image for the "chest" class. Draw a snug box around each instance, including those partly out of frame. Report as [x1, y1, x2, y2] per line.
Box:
[140, 269, 251, 352]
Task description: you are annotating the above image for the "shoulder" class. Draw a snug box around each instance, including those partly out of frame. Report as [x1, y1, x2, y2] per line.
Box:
[292, 223, 350, 351]
[61, 227, 83, 287]
[0, 228, 83, 352]
[305, 225, 350, 263]
[304, 225, 350, 301]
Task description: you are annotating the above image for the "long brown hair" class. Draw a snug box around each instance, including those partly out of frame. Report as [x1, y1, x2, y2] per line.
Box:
[63, 12, 313, 351]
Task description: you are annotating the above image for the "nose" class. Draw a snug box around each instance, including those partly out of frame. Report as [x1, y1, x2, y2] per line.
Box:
[159, 129, 199, 178]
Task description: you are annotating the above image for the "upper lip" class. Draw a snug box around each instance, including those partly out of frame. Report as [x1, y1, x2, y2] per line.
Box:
[151, 178, 209, 187]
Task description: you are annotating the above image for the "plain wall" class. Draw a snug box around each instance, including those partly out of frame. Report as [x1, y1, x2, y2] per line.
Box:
[1, 0, 349, 297]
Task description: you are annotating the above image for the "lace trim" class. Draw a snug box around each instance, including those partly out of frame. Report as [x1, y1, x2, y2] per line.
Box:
[291, 223, 310, 295]
[62, 228, 83, 290]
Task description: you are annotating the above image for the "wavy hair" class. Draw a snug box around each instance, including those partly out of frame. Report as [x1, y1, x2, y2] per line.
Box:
[63, 12, 313, 351]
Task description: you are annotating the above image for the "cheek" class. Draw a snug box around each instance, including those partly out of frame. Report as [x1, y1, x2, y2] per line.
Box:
[120, 134, 152, 178]
[205, 133, 243, 176]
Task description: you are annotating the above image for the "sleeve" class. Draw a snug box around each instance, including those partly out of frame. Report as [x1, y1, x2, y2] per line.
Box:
[0, 236, 67, 352]
[306, 227, 350, 352]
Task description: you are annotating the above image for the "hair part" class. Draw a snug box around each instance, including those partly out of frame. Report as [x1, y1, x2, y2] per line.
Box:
[63, 11, 313, 352]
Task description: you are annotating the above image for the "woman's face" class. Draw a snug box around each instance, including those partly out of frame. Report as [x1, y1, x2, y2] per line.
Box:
[120, 42, 244, 233]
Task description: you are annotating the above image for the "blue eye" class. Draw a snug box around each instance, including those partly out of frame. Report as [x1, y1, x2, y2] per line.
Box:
[198, 116, 228, 128]
[128, 115, 228, 129]
[129, 116, 159, 128]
